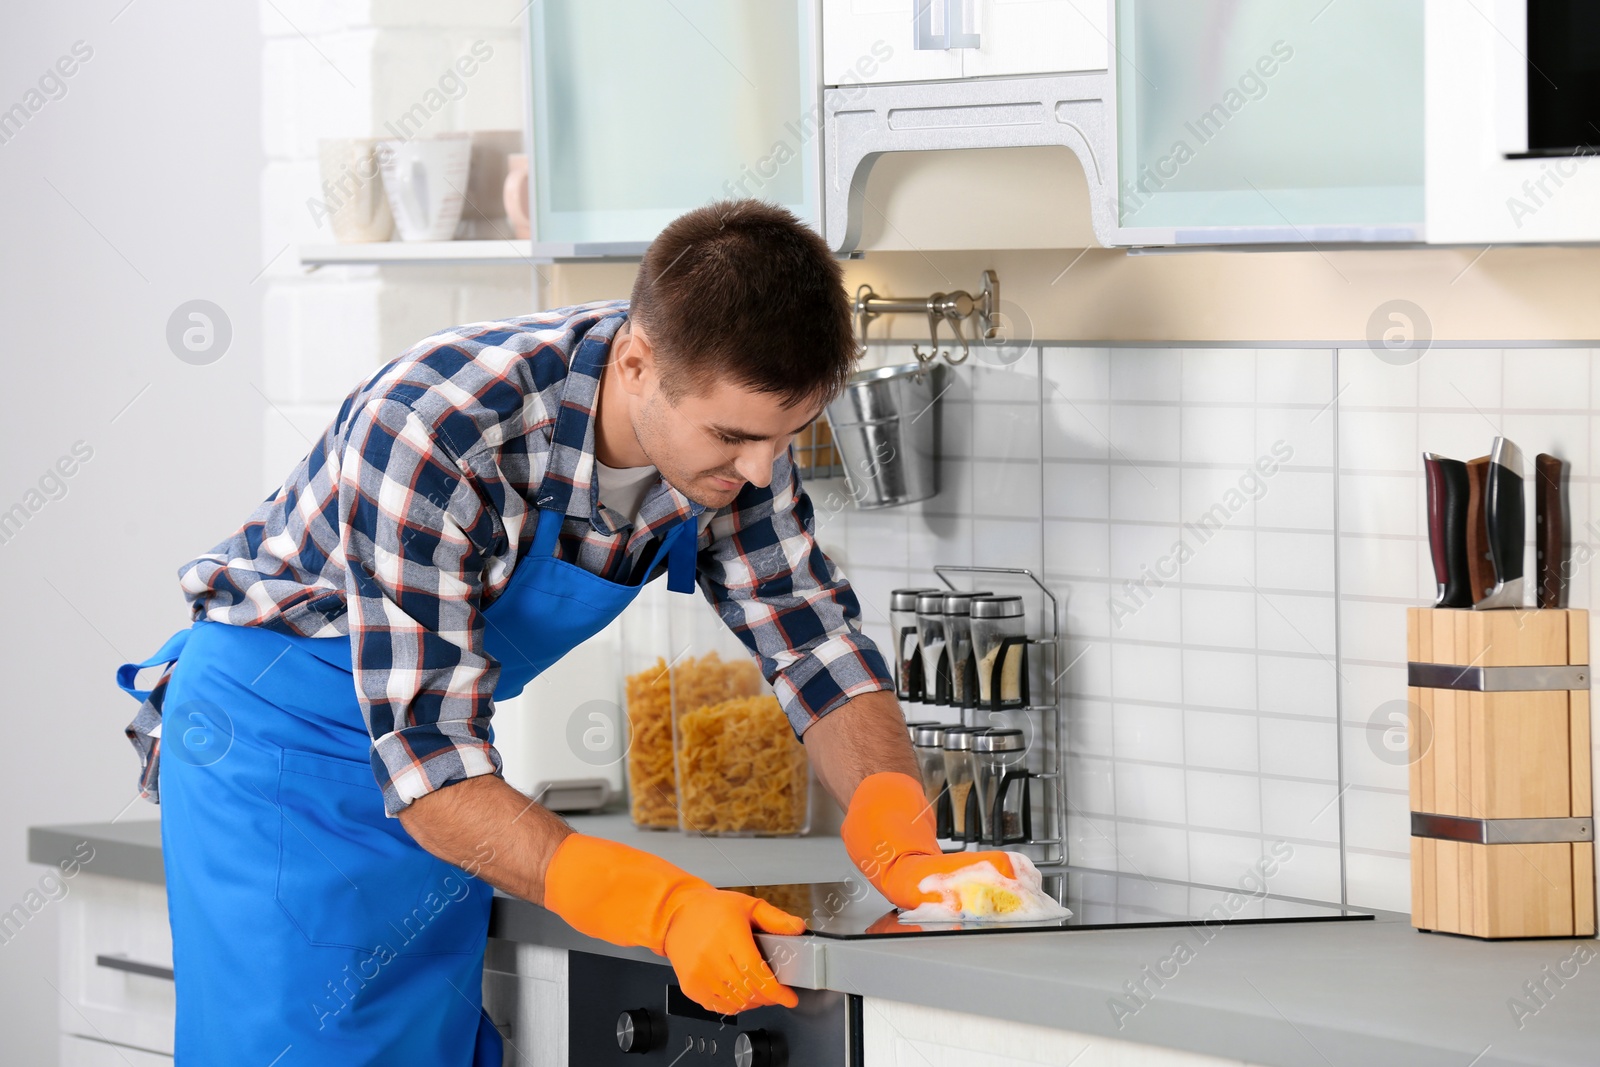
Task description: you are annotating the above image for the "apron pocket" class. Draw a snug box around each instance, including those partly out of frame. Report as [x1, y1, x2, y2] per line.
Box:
[274, 748, 484, 958]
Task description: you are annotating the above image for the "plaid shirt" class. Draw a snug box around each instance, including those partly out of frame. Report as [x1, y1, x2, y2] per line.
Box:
[126, 299, 892, 817]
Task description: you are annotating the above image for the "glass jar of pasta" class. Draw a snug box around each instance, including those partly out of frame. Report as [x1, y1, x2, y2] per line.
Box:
[669, 641, 811, 838]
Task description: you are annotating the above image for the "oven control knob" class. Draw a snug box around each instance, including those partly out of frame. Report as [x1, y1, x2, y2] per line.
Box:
[615, 1009, 655, 1054]
[733, 1029, 773, 1067]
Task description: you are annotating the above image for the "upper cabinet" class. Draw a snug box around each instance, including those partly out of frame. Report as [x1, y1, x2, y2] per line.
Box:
[526, 0, 821, 251]
[1426, 0, 1600, 244]
[1110, 0, 1425, 246]
[822, 0, 1108, 86]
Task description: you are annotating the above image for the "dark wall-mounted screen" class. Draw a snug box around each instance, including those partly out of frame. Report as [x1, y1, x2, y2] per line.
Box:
[1527, 0, 1600, 153]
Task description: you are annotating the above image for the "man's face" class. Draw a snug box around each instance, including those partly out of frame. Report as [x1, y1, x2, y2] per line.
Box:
[636, 375, 823, 509]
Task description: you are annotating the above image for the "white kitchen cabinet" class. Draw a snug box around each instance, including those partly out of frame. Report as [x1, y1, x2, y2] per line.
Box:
[59, 1035, 173, 1066]
[963, 0, 1109, 79]
[1425, 0, 1600, 243]
[862, 997, 1269, 1067]
[824, 0, 961, 84]
[526, 0, 821, 248]
[481, 940, 568, 1067]
[823, 0, 1106, 86]
[59, 874, 175, 1057]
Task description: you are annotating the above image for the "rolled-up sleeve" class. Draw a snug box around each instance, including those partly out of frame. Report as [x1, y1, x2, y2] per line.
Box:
[338, 399, 506, 816]
[697, 450, 894, 736]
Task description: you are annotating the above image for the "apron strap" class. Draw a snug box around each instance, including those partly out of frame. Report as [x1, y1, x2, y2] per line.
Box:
[664, 516, 698, 595]
[116, 626, 193, 701]
[530, 505, 564, 559]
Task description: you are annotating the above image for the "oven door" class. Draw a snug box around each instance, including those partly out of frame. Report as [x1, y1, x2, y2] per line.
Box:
[568, 949, 861, 1065]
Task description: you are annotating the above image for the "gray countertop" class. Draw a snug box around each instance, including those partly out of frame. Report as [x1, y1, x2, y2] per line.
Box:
[30, 816, 1600, 1067]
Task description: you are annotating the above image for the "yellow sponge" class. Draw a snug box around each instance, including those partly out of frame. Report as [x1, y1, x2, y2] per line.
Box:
[956, 882, 1025, 917]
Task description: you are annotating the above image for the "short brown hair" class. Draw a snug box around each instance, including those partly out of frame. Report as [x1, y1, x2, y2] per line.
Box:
[628, 199, 857, 407]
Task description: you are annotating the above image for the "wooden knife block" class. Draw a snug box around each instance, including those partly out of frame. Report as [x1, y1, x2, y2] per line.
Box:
[1407, 608, 1595, 938]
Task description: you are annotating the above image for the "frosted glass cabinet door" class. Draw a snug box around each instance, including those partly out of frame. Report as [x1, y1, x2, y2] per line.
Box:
[529, 0, 819, 244]
[1114, 0, 1425, 243]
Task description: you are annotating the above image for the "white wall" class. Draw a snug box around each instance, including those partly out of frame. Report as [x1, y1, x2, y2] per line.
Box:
[0, 2, 264, 1062]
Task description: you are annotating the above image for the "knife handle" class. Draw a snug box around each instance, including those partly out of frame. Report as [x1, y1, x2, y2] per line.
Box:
[1536, 453, 1565, 608]
[1424, 455, 1449, 601]
[1438, 458, 1473, 608]
[1465, 456, 1496, 604]
[1486, 446, 1525, 586]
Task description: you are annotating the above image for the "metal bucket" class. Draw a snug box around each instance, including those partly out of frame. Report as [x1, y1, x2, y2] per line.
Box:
[823, 361, 947, 509]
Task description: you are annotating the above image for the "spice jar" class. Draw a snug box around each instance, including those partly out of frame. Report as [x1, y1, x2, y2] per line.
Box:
[971, 596, 1028, 709]
[890, 588, 939, 704]
[904, 719, 939, 742]
[912, 723, 950, 824]
[940, 726, 985, 841]
[973, 728, 1029, 845]
[916, 591, 951, 706]
[941, 590, 992, 712]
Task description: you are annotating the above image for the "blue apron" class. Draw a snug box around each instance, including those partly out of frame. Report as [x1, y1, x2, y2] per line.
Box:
[118, 348, 701, 1065]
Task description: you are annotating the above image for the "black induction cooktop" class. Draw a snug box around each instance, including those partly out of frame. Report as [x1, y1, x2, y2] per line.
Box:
[729, 867, 1372, 939]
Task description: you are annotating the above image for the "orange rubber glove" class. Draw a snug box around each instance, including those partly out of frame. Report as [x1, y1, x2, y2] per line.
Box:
[840, 771, 1018, 910]
[542, 833, 806, 1016]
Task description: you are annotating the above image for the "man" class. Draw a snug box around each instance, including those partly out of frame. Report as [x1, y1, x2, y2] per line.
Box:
[119, 199, 1015, 1065]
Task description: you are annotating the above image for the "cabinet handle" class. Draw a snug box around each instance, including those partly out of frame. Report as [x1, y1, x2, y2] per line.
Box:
[95, 954, 174, 981]
[914, 0, 981, 50]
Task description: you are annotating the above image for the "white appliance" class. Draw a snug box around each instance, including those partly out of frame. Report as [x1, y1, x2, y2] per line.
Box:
[490, 619, 626, 812]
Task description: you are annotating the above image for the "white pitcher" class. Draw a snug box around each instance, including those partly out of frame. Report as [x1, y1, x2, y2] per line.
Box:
[378, 134, 473, 242]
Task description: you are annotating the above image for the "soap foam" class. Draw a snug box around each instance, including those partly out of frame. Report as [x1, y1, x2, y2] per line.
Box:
[899, 852, 1073, 923]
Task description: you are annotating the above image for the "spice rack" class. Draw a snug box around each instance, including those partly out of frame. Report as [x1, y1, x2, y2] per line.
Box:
[932, 564, 1066, 869]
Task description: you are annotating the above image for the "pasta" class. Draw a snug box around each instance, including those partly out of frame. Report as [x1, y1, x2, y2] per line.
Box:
[677, 695, 810, 836]
[624, 658, 678, 828]
[625, 651, 765, 829]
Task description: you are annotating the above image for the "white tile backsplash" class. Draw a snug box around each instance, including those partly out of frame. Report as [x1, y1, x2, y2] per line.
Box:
[1504, 348, 1591, 409]
[1181, 406, 1258, 464]
[821, 343, 1595, 915]
[1257, 349, 1334, 406]
[1183, 348, 1259, 403]
[1258, 717, 1339, 779]
[1108, 403, 1182, 463]
[1183, 708, 1259, 773]
[1182, 649, 1258, 711]
[1338, 346, 1420, 408]
[1418, 348, 1502, 409]
[1111, 348, 1183, 402]
[1108, 464, 1181, 523]
[1181, 588, 1256, 649]
[1186, 772, 1263, 834]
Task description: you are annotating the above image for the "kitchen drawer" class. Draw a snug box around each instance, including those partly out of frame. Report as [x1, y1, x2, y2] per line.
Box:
[60, 1034, 173, 1066]
[482, 938, 567, 1067]
[60, 874, 175, 1054]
